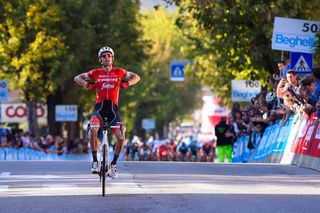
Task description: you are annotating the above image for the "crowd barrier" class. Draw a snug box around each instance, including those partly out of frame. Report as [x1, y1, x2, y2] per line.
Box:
[0, 148, 102, 161]
[233, 112, 320, 171]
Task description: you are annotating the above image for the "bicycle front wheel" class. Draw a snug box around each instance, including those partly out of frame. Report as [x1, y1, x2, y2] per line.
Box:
[102, 144, 106, 197]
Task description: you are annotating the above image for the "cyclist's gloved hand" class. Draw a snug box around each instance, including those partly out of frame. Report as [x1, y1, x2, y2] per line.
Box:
[120, 81, 129, 89]
[86, 82, 96, 91]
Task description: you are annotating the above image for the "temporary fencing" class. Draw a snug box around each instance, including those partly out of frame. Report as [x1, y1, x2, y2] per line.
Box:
[0, 147, 119, 161]
[233, 112, 320, 171]
[0, 148, 91, 161]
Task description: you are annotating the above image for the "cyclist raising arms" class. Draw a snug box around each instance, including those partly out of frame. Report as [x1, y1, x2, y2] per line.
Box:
[74, 46, 140, 179]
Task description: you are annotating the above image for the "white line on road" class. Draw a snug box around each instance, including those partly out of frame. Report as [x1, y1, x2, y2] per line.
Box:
[0, 185, 9, 192]
[45, 184, 78, 188]
[0, 178, 96, 183]
[0, 172, 11, 177]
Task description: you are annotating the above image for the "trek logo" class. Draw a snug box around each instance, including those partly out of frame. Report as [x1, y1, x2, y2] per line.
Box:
[275, 34, 316, 48]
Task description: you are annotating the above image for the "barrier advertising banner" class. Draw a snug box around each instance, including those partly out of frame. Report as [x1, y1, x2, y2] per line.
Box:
[0, 103, 47, 123]
[254, 126, 271, 160]
[310, 124, 320, 157]
[292, 118, 310, 154]
[272, 117, 293, 154]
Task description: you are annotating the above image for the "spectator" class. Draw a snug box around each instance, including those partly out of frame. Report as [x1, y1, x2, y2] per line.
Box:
[247, 121, 265, 150]
[21, 132, 33, 148]
[278, 60, 290, 77]
[214, 117, 235, 163]
[232, 109, 247, 137]
[312, 67, 320, 100]
[300, 75, 317, 106]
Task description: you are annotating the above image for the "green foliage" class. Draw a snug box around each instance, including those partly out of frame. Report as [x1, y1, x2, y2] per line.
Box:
[166, 0, 320, 106]
[138, 8, 201, 135]
[0, 0, 146, 136]
[0, 0, 66, 101]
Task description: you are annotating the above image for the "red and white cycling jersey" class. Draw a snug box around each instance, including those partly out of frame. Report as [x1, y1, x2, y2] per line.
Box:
[87, 67, 127, 105]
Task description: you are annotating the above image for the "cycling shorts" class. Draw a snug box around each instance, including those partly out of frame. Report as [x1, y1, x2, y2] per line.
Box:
[90, 100, 122, 128]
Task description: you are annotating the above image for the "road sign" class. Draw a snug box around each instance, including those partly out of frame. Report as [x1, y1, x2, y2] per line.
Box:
[0, 80, 8, 102]
[142, 118, 155, 130]
[55, 105, 78, 122]
[170, 61, 185, 81]
[290, 52, 313, 75]
[272, 17, 320, 53]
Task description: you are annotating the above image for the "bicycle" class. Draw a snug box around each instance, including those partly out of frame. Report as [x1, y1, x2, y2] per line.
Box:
[97, 124, 108, 197]
[97, 124, 121, 197]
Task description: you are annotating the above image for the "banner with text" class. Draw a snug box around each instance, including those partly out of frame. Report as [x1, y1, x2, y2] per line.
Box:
[272, 17, 320, 53]
[231, 80, 261, 102]
[55, 105, 78, 122]
[0, 103, 47, 123]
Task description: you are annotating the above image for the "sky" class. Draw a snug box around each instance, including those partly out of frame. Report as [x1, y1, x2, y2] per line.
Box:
[140, 0, 176, 11]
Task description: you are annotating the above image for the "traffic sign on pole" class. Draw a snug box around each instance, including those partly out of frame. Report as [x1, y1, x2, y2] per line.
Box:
[290, 52, 313, 75]
[0, 80, 8, 102]
[170, 61, 186, 81]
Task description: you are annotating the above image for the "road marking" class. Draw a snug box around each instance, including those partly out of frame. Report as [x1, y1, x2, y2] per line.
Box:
[0, 185, 9, 192]
[0, 178, 96, 183]
[0, 172, 11, 177]
[45, 184, 78, 188]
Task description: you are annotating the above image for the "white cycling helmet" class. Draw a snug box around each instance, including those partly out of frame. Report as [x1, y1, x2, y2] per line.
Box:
[266, 92, 276, 103]
[98, 46, 114, 58]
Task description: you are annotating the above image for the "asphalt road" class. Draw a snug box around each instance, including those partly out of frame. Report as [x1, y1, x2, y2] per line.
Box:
[0, 161, 320, 213]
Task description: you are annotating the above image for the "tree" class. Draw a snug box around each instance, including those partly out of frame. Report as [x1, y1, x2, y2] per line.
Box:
[0, 0, 66, 136]
[56, 0, 146, 139]
[166, 0, 320, 106]
[0, 0, 146, 139]
[137, 7, 201, 137]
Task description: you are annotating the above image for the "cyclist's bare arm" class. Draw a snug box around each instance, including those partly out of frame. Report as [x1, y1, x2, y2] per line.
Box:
[125, 71, 141, 86]
[74, 73, 91, 88]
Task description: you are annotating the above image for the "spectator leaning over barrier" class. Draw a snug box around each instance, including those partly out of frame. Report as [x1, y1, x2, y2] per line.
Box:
[277, 69, 300, 99]
[278, 60, 289, 77]
[276, 69, 307, 119]
[265, 92, 286, 123]
[232, 109, 247, 137]
[299, 76, 319, 118]
[312, 67, 320, 101]
[266, 75, 279, 92]
[215, 117, 235, 163]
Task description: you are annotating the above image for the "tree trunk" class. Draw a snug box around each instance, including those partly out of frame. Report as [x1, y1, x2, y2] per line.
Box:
[47, 91, 62, 136]
[66, 121, 79, 140]
[27, 100, 39, 137]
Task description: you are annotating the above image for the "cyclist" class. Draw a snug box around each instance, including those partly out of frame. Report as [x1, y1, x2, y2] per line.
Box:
[74, 46, 140, 179]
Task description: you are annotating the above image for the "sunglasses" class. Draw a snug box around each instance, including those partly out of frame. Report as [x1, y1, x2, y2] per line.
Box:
[100, 53, 113, 58]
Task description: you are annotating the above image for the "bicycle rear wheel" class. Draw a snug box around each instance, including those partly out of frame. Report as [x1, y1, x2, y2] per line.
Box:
[102, 144, 106, 196]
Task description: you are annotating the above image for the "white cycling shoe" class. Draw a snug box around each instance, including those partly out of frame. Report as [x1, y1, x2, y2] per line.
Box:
[108, 164, 118, 179]
[91, 161, 98, 174]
